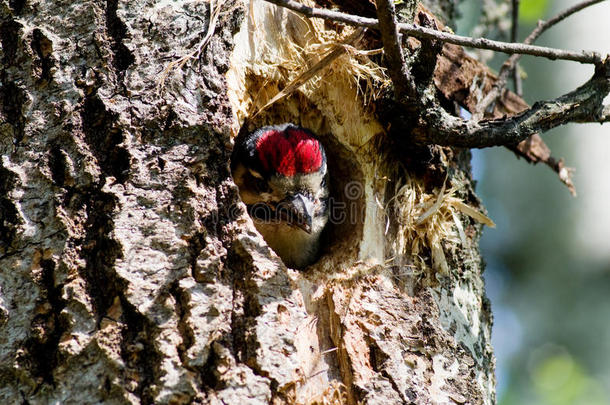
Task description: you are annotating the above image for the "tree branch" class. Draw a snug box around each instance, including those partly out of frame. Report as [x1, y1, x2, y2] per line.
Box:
[264, 0, 604, 64]
[266, 0, 609, 151]
[474, 0, 606, 118]
[411, 11, 444, 86]
[415, 62, 610, 147]
[375, 0, 417, 102]
[575, 104, 610, 123]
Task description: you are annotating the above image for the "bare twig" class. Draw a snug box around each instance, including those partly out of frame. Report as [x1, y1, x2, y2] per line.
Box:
[474, 0, 606, 117]
[510, 0, 519, 43]
[510, 0, 522, 95]
[411, 12, 444, 85]
[513, 64, 523, 96]
[375, 0, 416, 101]
[415, 62, 610, 148]
[264, 0, 604, 64]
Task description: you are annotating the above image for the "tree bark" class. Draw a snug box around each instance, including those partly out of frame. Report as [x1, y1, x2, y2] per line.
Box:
[0, 0, 494, 404]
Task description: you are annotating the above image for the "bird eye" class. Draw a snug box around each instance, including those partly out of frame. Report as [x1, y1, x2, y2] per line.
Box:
[321, 177, 327, 188]
[253, 176, 269, 193]
[245, 170, 270, 193]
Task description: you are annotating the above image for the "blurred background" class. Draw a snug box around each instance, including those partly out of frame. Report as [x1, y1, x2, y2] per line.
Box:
[456, 0, 610, 403]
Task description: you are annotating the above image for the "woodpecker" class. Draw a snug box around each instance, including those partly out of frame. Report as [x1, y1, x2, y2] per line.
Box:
[232, 123, 329, 269]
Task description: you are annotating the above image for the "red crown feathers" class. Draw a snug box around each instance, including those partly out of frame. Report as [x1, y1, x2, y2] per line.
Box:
[256, 127, 323, 177]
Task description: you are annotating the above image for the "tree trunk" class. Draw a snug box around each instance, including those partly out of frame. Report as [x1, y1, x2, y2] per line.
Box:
[0, 0, 494, 404]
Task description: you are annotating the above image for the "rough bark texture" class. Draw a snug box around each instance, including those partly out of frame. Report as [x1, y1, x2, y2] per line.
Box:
[0, 0, 494, 404]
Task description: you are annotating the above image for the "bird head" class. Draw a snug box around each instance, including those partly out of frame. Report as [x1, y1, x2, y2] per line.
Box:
[232, 124, 329, 267]
[233, 123, 329, 233]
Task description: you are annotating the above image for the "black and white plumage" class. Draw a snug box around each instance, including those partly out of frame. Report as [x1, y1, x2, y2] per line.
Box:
[232, 124, 329, 269]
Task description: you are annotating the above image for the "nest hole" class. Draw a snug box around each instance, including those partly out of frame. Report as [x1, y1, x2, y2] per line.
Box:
[315, 133, 364, 269]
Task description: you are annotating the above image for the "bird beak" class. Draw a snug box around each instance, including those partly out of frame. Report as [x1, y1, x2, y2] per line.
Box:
[277, 193, 314, 234]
